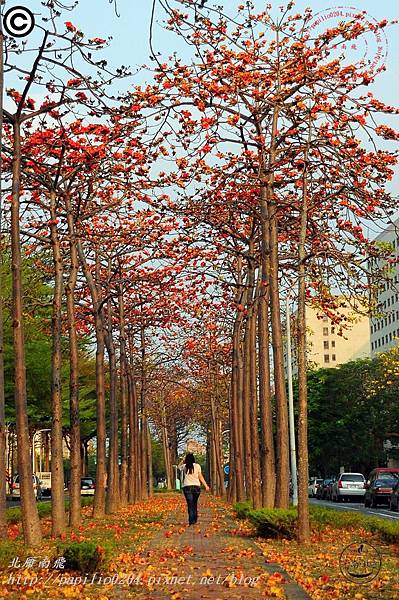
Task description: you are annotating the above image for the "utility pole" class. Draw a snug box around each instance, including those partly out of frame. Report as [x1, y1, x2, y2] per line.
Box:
[286, 295, 298, 506]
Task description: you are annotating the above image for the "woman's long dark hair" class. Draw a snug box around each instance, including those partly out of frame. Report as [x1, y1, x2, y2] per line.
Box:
[184, 453, 195, 474]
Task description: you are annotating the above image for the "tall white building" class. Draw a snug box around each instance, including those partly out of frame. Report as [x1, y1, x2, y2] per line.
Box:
[370, 220, 399, 356]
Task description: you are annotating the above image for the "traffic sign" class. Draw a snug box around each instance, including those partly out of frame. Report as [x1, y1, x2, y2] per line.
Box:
[223, 464, 230, 475]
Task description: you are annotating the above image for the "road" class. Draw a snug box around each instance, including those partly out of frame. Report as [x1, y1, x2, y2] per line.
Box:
[6, 495, 399, 521]
[6, 496, 53, 508]
[309, 497, 399, 521]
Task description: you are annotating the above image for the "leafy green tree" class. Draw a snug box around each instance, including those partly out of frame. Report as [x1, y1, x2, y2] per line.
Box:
[2, 249, 53, 425]
[151, 437, 166, 485]
[305, 355, 399, 477]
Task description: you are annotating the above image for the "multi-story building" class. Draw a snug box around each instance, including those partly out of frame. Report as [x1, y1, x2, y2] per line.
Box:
[306, 304, 370, 368]
[369, 220, 399, 356]
[286, 300, 370, 376]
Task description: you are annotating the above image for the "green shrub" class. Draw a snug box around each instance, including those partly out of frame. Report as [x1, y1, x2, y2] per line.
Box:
[309, 506, 364, 529]
[0, 541, 27, 569]
[6, 497, 93, 525]
[367, 518, 399, 544]
[36, 502, 53, 520]
[248, 508, 298, 539]
[6, 508, 22, 525]
[233, 501, 253, 519]
[57, 541, 109, 573]
[235, 503, 399, 543]
[80, 497, 94, 507]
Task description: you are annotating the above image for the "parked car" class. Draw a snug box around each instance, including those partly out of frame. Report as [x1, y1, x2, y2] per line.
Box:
[389, 480, 399, 511]
[364, 467, 399, 509]
[316, 478, 335, 500]
[67, 476, 96, 495]
[10, 474, 43, 501]
[37, 471, 51, 497]
[308, 478, 323, 498]
[80, 477, 95, 495]
[325, 477, 337, 501]
[331, 473, 365, 502]
[366, 467, 399, 482]
[364, 472, 399, 508]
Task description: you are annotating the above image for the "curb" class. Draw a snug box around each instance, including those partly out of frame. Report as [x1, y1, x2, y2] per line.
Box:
[263, 562, 312, 600]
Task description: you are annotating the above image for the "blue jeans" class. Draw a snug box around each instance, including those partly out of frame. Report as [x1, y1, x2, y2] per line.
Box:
[183, 485, 201, 525]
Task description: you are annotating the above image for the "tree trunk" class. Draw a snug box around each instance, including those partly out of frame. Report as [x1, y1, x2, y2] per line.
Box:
[269, 222, 290, 508]
[242, 238, 256, 500]
[65, 197, 81, 528]
[226, 421, 236, 502]
[140, 425, 147, 499]
[105, 268, 120, 514]
[118, 288, 128, 507]
[0, 249, 6, 541]
[209, 427, 216, 495]
[237, 324, 245, 492]
[0, 19, 7, 540]
[210, 390, 224, 496]
[127, 364, 139, 504]
[49, 191, 66, 537]
[170, 424, 178, 465]
[297, 129, 311, 544]
[242, 313, 252, 501]
[265, 108, 290, 509]
[229, 256, 245, 502]
[76, 243, 106, 518]
[147, 423, 153, 497]
[81, 440, 89, 477]
[161, 402, 174, 489]
[11, 119, 42, 545]
[249, 293, 262, 508]
[258, 278, 276, 507]
[139, 327, 148, 500]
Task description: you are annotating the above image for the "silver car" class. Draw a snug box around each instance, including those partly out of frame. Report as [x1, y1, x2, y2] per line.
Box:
[308, 478, 324, 498]
[11, 474, 43, 501]
[331, 472, 365, 502]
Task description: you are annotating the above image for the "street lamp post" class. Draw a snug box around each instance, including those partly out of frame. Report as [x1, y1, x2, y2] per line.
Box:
[286, 295, 298, 507]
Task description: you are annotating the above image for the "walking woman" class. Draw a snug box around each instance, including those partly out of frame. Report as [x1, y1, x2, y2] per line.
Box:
[178, 453, 209, 525]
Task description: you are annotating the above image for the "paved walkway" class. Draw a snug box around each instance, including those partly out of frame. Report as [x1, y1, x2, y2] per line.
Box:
[111, 493, 311, 600]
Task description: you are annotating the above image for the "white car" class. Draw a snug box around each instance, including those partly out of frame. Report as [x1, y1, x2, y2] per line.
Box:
[331, 473, 365, 502]
[11, 474, 43, 501]
[37, 471, 51, 497]
[308, 478, 323, 497]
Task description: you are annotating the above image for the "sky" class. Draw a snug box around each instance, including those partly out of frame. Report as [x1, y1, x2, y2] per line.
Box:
[68, 1, 399, 107]
[4, 0, 398, 103]
[2, 0, 399, 238]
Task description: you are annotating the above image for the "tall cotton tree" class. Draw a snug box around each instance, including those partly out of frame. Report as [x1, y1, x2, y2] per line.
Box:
[1, 0, 129, 543]
[151, 0, 397, 541]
